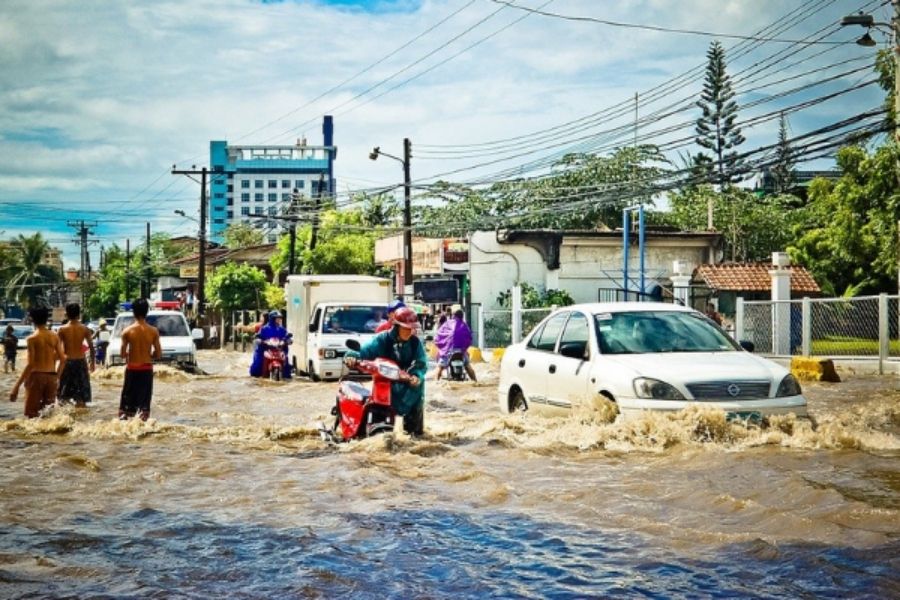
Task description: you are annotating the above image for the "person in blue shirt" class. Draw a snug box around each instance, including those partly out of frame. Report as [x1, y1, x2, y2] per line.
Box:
[344, 306, 428, 436]
[249, 310, 292, 379]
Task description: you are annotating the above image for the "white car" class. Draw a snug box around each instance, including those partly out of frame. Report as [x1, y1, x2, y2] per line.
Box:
[498, 302, 807, 421]
[105, 310, 203, 369]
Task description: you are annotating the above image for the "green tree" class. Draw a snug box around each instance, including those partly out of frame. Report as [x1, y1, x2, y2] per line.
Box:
[3, 233, 60, 308]
[789, 144, 900, 295]
[223, 223, 265, 249]
[695, 40, 745, 185]
[875, 48, 895, 130]
[86, 244, 136, 317]
[206, 262, 268, 311]
[771, 112, 795, 194]
[263, 282, 285, 310]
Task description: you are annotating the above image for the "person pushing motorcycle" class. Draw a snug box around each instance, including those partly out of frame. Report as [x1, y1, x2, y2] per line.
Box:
[344, 306, 428, 436]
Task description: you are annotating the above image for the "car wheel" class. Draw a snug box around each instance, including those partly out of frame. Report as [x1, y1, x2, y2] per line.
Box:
[508, 387, 527, 413]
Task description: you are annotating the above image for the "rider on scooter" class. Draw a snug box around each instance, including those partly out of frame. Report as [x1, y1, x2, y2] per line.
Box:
[433, 308, 477, 382]
[344, 306, 428, 436]
[249, 310, 292, 379]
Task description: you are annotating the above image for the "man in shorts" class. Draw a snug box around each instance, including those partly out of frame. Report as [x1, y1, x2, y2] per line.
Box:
[57, 303, 95, 407]
[9, 306, 66, 418]
[119, 298, 162, 421]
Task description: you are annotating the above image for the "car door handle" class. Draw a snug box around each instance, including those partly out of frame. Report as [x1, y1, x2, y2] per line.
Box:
[518, 359, 525, 368]
[549, 364, 556, 374]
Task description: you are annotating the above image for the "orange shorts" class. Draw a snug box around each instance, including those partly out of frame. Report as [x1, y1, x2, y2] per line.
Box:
[25, 372, 57, 418]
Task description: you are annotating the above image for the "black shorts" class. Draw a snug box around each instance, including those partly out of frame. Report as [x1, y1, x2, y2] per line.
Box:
[59, 358, 92, 403]
[120, 368, 154, 415]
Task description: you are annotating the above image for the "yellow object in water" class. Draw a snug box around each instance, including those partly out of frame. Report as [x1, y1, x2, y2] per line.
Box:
[491, 348, 505, 364]
[426, 341, 439, 360]
[791, 356, 841, 382]
[467, 347, 483, 363]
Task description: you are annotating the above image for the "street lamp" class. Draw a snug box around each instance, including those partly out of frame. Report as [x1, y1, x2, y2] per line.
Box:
[369, 139, 413, 294]
[839, 3, 898, 146]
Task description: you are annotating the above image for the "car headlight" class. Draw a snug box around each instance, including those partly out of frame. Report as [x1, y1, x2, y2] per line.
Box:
[633, 377, 685, 400]
[776, 374, 802, 397]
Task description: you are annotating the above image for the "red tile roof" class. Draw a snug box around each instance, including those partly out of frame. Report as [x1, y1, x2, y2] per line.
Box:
[694, 263, 821, 294]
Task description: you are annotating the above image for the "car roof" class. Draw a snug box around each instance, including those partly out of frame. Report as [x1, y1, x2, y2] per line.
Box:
[554, 302, 695, 314]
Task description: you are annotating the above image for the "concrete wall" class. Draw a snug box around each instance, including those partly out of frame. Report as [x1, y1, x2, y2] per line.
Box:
[470, 231, 716, 309]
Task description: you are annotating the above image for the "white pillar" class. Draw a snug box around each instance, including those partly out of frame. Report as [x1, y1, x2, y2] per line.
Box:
[511, 284, 522, 344]
[476, 304, 485, 350]
[769, 252, 791, 355]
[671, 275, 691, 308]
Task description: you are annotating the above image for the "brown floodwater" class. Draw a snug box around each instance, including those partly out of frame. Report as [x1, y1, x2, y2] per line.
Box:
[0, 350, 897, 598]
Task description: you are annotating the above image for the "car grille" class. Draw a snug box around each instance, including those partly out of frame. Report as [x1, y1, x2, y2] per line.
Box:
[686, 381, 771, 400]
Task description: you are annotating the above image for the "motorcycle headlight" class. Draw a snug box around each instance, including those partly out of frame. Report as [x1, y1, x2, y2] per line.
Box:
[633, 377, 685, 400]
[378, 363, 400, 379]
[776, 374, 802, 397]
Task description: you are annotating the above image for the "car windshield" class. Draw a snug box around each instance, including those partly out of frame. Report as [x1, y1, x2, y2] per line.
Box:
[113, 314, 189, 337]
[322, 306, 385, 334]
[594, 310, 739, 354]
[10, 326, 33, 338]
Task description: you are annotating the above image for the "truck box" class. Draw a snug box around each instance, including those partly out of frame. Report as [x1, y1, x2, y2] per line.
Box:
[285, 275, 393, 380]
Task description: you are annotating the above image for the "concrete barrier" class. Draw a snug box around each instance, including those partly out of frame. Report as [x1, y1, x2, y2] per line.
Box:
[791, 356, 841, 382]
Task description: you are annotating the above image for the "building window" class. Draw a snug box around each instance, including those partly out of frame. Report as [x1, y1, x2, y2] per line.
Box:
[241, 207, 250, 216]
[268, 179, 277, 188]
[295, 180, 305, 189]
[268, 193, 277, 202]
[255, 193, 263, 202]
[282, 193, 291, 202]
[213, 218, 224, 224]
[227, 211, 233, 219]
[281, 179, 290, 188]
[254, 206, 263, 215]
[255, 180, 263, 188]
[214, 205, 224, 211]
[268, 206, 277, 216]
[241, 193, 249, 202]
[227, 199, 234, 206]
[227, 185, 233, 192]
[241, 180, 250, 189]
[213, 192, 224, 199]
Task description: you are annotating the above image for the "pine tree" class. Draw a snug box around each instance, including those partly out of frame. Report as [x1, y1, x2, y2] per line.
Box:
[695, 41, 745, 186]
[771, 112, 795, 194]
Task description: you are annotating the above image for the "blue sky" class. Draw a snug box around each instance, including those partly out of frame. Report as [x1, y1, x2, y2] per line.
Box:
[0, 0, 890, 268]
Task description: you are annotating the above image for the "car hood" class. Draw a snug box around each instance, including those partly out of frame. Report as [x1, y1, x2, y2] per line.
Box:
[108, 336, 194, 351]
[602, 351, 785, 382]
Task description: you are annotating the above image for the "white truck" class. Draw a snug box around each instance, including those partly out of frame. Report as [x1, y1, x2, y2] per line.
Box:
[285, 274, 393, 381]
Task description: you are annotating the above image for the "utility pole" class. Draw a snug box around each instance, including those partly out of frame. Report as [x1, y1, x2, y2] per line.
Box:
[403, 138, 412, 293]
[310, 172, 325, 253]
[172, 166, 210, 323]
[67, 220, 98, 308]
[141, 222, 151, 299]
[125, 239, 132, 300]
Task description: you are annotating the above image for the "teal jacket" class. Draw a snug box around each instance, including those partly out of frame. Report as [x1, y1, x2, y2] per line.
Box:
[347, 328, 428, 416]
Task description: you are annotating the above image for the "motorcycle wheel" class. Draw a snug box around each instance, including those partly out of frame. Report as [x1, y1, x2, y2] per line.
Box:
[270, 367, 281, 382]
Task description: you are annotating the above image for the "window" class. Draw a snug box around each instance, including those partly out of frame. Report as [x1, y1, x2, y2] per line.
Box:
[282, 193, 291, 201]
[254, 206, 263, 215]
[241, 193, 249, 202]
[295, 180, 305, 189]
[531, 312, 568, 352]
[241, 180, 250, 189]
[213, 218, 224, 224]
[213, 192, 224, 199]
[268, 206, 277, 216]
[241, 207, 249, 216]
[281, 180, 290, 188]
[226, 199, 233, 206]
[254, 180, 263, 188]
[255, 193, 263, 202]
[226, 211, 233, 219]
[227, 185, 233, 192]
[558, 313, 590, 358]
[214, 205, 224, 211]
[268, 193, 277, 202]
[268, 179, 277, 188]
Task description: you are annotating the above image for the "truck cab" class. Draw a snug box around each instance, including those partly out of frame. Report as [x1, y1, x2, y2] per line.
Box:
[285, 275, 393, 381]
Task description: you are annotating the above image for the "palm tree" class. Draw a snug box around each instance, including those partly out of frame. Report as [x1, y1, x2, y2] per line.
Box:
[4, 233, 57, 308]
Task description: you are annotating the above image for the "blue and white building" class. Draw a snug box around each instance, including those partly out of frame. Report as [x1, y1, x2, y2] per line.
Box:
[208, 116, 336, 244]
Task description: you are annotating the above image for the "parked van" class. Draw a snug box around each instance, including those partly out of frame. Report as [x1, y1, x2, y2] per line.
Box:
[105, 310, 203, 369]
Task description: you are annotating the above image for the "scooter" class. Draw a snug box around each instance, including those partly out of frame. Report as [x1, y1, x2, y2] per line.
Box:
[262, 338, 287, 381]
[447, 350, 467, 381]
[319, 340, 409, 442]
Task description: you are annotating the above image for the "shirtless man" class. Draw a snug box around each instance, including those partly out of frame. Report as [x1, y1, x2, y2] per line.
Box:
[119, 298, 162, 421]
[9, 306, 66, 418]
[57, 303, 95, 407]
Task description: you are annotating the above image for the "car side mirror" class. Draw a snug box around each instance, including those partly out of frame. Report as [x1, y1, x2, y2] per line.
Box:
[309, 323, 317, 333]
[739, 340, 755, 352]
[191, 328, 204, 340]
[345, 339, 361, 351]
[559, 342, 587, 360]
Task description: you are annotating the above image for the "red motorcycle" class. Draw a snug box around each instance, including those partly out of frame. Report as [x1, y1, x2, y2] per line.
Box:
[320, 344, 410, 442]
[261, 338, 287, 381]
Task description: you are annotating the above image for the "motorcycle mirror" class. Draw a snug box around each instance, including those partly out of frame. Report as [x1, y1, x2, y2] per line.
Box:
[345, 339, 361, 351]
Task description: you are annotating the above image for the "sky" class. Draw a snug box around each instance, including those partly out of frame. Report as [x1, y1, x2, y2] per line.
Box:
[0, 0, 891, 268]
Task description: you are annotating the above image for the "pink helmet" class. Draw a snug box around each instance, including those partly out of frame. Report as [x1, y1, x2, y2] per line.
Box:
[392, 306, 419, 331]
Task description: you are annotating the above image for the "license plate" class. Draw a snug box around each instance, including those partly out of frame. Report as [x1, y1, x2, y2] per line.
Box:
[451, 361, 463, 367]
[726, 411, 763, 424]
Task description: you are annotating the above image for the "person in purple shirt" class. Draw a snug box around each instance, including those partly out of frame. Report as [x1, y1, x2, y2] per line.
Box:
[432, 309, 477, 381]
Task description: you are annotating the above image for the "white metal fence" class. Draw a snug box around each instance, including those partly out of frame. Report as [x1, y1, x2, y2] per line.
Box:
[736, 294, 900, 370]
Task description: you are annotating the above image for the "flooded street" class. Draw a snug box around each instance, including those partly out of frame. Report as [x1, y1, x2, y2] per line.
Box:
[0, 350, 898, 598]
